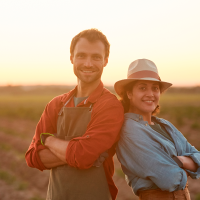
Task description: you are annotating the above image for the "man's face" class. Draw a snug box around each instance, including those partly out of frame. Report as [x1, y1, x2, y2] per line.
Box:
[70, 38, 108, 85]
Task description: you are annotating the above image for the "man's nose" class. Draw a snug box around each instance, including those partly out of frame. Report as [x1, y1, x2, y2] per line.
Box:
[84, 57, 93, 67]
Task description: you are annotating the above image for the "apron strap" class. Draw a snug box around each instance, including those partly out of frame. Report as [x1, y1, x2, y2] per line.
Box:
[89, 103, 93, 112]
[59, 88, 104, 115]
[86, 88, 104, 112]
[58, 96, 73, 116]
[58, 96, 93, 115]
[83, 98, 93, 112]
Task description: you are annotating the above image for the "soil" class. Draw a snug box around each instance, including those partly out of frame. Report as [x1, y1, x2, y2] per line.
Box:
[0, 117, 199, 200]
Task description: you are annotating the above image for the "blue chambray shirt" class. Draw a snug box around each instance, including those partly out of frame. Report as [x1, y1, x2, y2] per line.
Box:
[116, 113, 200, 196]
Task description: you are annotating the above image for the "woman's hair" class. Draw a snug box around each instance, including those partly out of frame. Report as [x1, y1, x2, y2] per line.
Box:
[119, 81, 160, 115]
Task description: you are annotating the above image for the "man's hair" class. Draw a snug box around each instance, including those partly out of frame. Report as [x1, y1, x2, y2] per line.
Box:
[70, 28, 110, 59]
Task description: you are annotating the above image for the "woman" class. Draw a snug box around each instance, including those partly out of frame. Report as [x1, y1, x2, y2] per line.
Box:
[115, 59, 200, 200]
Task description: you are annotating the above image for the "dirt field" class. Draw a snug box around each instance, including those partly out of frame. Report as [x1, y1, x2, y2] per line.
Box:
[0, 85, 200, 200]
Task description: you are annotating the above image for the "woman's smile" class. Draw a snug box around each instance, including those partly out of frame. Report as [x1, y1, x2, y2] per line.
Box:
[127, 80, 160, 119]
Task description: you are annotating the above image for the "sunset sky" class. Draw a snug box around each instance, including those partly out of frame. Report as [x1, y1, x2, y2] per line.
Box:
[1, 0, 200, 87]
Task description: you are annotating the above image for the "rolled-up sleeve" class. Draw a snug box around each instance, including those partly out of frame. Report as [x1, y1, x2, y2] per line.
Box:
[25, 97, 61, 171]
[66, 99, 124, 169]
[169, 124, 200, 179]
[116, 120, 187, 194]
[182, 140, 200, 179]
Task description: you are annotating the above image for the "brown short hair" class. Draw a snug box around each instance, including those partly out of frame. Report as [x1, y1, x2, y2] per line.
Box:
[119, 81, 160, 115]
[70, 28, 110, 58]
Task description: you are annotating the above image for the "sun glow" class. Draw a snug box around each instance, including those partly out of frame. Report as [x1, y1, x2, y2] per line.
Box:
[1, 0, 200, 87]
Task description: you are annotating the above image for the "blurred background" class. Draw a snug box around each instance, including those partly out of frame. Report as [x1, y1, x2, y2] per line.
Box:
[0, 0, 200, 199]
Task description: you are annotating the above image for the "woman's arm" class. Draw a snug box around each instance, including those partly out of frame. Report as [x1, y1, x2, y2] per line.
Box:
[180, 138, 200, 179]
[171, 123, 200, 179]
[177, 156, 198, 172]
[117, 127, 187, 192]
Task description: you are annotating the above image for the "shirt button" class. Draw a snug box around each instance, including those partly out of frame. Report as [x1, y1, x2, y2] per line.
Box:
[32, 139, 35, 143]
[86, 135, 90, 138]
[145, 124, 148, 126]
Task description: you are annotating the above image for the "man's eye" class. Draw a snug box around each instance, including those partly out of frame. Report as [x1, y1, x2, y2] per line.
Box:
[77, 54, 84, 58]
[93, 55, 101, 60]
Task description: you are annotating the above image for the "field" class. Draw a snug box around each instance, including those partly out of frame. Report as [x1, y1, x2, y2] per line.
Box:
[0, 85, 200, 200]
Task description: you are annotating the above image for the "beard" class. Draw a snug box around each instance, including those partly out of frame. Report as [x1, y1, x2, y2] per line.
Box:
[73, 65, 104, 84]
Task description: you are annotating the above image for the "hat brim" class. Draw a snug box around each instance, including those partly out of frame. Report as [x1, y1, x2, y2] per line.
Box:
[114, 78, 172, 97]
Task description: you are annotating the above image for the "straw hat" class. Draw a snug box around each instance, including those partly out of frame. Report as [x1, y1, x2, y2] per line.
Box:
[114, 59, 172, 97]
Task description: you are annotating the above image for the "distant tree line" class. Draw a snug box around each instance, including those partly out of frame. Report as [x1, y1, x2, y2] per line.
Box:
[0, 85, 200, 95]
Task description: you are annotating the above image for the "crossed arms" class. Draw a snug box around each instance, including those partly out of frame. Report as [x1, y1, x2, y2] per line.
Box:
[117, 118, 200, 192]
[38, 137, 68, 168]
[25, 94, 124, 171]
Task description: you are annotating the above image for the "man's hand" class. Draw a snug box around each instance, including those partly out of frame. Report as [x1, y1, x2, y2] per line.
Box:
[38, 134, 70, 169]
[45, 136, 69, 163]
[38, 149, 66, 169]
[40, 133, 55, 146]
[93, 152, 109, 167]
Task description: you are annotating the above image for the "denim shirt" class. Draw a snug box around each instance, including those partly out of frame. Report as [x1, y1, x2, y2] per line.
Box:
[116, 113, 200, 196]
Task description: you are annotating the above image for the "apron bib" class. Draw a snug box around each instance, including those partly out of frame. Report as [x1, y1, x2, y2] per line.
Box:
[46, 97, 111, 200]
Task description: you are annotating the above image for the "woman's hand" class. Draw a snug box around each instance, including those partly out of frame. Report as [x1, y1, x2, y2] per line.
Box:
[177, 156, 198, 172]
[184, 169, 189, 177]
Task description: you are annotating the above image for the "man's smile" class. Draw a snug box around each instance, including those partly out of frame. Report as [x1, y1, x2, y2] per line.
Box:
[81, 70, 95, 73]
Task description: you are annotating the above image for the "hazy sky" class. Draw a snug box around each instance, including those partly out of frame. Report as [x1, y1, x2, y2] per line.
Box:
[1, 0, 200, 86]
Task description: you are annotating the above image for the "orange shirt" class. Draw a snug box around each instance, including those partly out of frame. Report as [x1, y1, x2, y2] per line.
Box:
[25, 82, 124, 200]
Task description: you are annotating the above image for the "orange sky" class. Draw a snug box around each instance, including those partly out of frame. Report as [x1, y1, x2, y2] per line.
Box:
[1, 0, 200, 87]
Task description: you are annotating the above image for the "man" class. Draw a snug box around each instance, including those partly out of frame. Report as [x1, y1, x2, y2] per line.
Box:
[25, 28, 124, 200]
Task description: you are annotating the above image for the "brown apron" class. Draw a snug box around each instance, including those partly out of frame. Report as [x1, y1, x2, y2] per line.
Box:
[46, 97, 111, 200]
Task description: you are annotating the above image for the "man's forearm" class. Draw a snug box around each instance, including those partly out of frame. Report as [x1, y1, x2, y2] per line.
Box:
[38, 149, 66, 168]
[45, 136, 69, 163]
[177, 156, 198, 172]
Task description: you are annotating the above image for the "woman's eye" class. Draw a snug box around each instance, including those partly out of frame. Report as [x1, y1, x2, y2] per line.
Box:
[140, 87, 146, 90]
[153, 87, 159, 91]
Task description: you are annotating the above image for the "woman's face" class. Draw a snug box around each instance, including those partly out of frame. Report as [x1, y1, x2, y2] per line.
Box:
[127, 80, 160, 116]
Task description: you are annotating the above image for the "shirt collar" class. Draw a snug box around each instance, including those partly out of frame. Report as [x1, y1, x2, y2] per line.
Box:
[124, 112, 169, 126]
[60, 81, 104, 104]
[124, 113, 144, 123]
[60, 86, 77, 103]
[86, 81, 104, 104]
[152, 116, 169, 125]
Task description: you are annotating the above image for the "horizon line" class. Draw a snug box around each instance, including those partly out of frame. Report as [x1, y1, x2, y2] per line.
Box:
[1, 84, 200, 88]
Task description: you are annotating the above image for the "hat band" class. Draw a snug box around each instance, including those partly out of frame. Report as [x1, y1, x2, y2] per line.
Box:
[128, 70, 161, 81]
